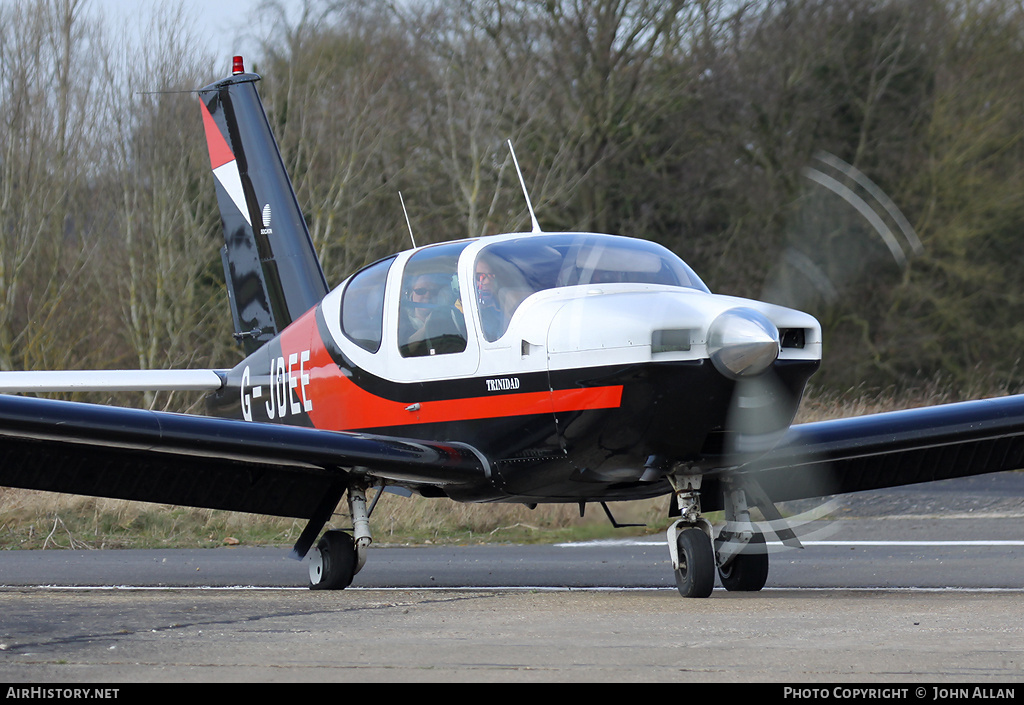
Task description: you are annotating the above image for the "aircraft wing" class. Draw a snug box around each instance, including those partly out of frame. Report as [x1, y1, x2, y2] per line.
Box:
[0, 393, 487, 557]
[738, 394, 1024, 502]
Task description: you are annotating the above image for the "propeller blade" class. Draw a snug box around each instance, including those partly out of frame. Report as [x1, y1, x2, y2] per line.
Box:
[762, 151, 920, 312]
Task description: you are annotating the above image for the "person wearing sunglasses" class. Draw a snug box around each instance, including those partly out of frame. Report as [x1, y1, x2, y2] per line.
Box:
[399, 273, 443, 355]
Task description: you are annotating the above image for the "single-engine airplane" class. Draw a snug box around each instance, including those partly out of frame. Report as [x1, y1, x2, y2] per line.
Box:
[2, 58, 1023, 597]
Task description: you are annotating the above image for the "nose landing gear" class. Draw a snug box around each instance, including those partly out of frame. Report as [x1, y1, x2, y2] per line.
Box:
[667, 474, 771, 597]
[667, 472, 716, 597]
[671, 525, 716, 597]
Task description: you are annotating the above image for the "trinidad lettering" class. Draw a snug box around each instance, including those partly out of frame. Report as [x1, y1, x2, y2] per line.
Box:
[486, 377, 521, 392]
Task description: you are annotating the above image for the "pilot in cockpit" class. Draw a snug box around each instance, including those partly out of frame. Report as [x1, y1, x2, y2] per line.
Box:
[400, 273, 441, 335]
[400, 268, 467, 357]
[399, 273, 444, 355]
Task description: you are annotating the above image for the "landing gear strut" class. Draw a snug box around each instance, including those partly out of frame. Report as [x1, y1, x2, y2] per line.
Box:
[308, 483, 373, 590]
[667, 472, 716, 598]
[715, 484, 769, 592]
[667, 474, 772, 597]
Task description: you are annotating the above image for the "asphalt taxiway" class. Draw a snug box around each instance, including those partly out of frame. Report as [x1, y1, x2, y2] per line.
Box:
[1, 472, 1022, 681]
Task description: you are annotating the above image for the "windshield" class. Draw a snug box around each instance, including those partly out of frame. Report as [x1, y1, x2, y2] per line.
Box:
[473, 233, 708, 341]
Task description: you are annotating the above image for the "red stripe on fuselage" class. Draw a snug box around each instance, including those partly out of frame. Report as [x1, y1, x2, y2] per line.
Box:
[278, 308, 623, 432]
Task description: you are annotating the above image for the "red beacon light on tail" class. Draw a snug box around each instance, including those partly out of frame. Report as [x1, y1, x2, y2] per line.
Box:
[232, 56, 245, 75]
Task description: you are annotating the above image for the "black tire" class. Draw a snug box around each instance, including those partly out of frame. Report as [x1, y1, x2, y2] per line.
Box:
[717, 533, 769, 592]
[308, 530, 357, 590]
[674, 527, 715, 598]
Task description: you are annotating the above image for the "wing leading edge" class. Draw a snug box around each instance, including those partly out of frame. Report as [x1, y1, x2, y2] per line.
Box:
[739, 393, 1024, 502]
[0, 369, 226, 393]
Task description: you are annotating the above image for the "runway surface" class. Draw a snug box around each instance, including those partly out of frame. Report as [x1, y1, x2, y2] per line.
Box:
[1, 472, 1023, 682]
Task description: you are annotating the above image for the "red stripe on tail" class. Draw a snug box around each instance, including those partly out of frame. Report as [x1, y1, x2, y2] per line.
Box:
[199, 99, 235, 170]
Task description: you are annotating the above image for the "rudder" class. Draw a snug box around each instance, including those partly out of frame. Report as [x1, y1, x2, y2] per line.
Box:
[198, 57, 329, 354]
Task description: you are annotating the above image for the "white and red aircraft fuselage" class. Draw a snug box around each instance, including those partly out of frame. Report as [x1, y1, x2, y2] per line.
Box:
[208, 230, 822, 507]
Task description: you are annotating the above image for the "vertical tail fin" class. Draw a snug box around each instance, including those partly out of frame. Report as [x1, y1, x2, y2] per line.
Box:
[198, 58, 328, 354]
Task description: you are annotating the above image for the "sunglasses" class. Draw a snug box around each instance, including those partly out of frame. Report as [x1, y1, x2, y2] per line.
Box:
[475, 272, 496, 284]
[412, 287, 439, 296]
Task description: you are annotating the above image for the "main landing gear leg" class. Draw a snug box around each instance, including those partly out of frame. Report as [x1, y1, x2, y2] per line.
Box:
[308, 482, 373, 590]
[667, 472, 715, 598]
[715, 484, 769, 592]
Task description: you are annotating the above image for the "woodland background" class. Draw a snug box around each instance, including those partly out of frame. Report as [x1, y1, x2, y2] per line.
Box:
[3, 0, 1024, 413]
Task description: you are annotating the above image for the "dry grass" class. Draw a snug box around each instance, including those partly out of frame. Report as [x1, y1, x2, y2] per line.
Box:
[0, 492, 307, 550]
[796, 375, 1022, 423]
[3, 383, 1016, 551]
[0, 487, 671, 551]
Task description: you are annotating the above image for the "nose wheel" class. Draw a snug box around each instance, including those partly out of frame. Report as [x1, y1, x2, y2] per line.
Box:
[672, 526, 716, 598]
[667, 472, 717, 598]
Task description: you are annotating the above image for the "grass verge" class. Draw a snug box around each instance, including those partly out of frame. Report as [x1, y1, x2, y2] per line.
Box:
[0, 489, 676, 550]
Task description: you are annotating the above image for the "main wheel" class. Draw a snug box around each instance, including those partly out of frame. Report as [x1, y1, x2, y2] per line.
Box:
[308, 530, 357, 590]
[717, 533, 769, 592]
[674, 527, 715, 598]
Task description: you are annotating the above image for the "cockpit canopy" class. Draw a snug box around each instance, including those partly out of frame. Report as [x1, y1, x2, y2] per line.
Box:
[341, 232, 710, 356]
[472, 233, 709, 341]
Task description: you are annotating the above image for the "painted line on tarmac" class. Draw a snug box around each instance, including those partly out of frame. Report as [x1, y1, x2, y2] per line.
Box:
[5, 584, 1024, 593]
[793, 540, 1024, 546]
[558, 539, 1024, 547]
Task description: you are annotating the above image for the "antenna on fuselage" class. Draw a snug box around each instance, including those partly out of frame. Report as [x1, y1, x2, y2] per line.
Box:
[508, 139, 542, 234]
[399, 192, 416, 248]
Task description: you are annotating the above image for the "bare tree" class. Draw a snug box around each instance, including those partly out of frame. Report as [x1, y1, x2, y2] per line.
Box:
[98, 5, 229, 410]
[0, 0, 104, 373]
[255, 0, 419, 283]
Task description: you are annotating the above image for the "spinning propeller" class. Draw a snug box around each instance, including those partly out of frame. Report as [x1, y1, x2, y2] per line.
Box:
[708, 152, 921, 587]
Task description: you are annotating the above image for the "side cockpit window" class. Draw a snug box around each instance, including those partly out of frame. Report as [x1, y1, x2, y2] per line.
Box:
[341, 256, 395, 353]
[399, 242, 470, 357]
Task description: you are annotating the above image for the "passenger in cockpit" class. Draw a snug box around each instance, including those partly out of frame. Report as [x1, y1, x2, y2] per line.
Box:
[475, 256, 504, 341]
